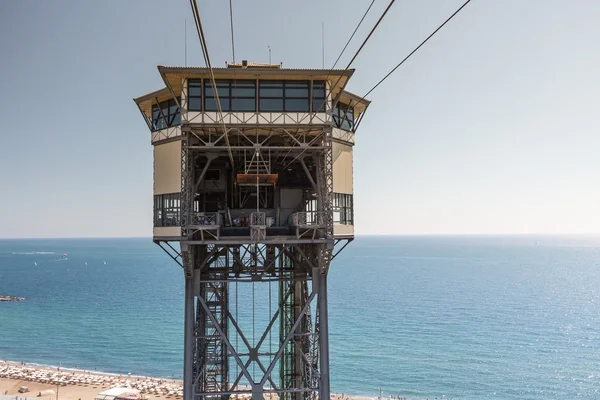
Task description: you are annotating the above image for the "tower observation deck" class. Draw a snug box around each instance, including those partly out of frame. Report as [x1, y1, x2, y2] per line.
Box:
[134, 62, 370, 400]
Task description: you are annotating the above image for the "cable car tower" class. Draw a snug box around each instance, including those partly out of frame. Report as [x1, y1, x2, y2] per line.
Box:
[134, 61, 370, 400]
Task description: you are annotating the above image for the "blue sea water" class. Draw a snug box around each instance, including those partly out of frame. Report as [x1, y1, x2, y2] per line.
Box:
[1, 236, 600, 399]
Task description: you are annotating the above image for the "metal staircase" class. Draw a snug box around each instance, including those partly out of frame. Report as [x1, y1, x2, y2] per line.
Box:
[195, 280, 228, 400]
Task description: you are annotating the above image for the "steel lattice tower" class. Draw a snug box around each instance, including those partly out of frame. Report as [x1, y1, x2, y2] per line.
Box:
[134, 62, 370, 400]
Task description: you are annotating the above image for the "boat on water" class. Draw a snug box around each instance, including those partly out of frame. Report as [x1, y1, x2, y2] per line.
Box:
[0, 296, 25, 302]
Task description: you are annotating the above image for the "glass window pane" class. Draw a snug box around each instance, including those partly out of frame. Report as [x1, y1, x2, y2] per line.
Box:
[341, 118, 352, 131]
[345, 108, 354, 120]
[333, 211, 341, 224]
[259, 82, 283, 97]
[188, 97, 202, 111]
[260, 98, 284, 112]
[232, 87, 256, 97]
[285, 99, 309, 112]
[205, 98, 216, 111]
[312, 98, 326, 112]
[312, 83, 325, 97]
[260, 88, 283, 97]
[189, 79, 202, 87]
[285, 87, 309, 97]
[332, 115, 341, 127]
[286, 82, 308, 88]
[189, 86, 202, 97]
[205, 98, 230, 111]
[231, 98, 256, 112]
[205, 86, 229, 98]
[172, 111, 181, 125]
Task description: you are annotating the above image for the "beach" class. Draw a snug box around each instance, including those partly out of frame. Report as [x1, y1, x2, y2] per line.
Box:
[0, 364, 383, 400]
[0, 364, 182, 400]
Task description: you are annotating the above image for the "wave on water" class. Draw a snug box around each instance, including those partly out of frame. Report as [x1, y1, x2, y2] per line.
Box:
[11, 252, 56, 255]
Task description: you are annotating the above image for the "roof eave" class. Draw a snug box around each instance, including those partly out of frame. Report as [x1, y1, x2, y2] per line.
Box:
[133, 87, 171, 105]
[157, 65, 355, 78]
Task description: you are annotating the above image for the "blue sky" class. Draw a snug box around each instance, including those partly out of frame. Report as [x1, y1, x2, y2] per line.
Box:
[0, 0, 599, 238]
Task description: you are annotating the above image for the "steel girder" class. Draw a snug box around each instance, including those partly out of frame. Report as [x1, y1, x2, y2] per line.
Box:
[184, 243, 324, 400]
[176, 121, 335, 400]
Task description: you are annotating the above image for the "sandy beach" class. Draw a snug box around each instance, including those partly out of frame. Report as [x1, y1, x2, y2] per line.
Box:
[0, 364, 385, 400]
[0, 363, 182, 400]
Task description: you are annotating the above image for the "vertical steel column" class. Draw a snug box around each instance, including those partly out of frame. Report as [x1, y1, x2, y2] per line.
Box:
[184, 275, 195, 400]
[318, 272, 330, 400]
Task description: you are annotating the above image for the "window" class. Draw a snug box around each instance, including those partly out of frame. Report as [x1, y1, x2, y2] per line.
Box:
[204, 80, 256, 112]
[333, 102, 354, 131]
[259, 81, 283, 111]
[154, 193, 180, 227]
[332, 193, 353, 225]
[259, 81, 310, 112]
[185, 79, 330, 113]
[312, 81, 327, 112]
[285, 81, 309, 111]
[188, 80, 202, 111]
[151, 98, 181, 131]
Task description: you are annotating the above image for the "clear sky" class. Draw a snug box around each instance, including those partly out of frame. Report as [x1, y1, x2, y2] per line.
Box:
[0, 0, 599, 238]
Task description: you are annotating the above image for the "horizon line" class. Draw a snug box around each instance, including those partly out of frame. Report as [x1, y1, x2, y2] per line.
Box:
[1, 232, 599, 240]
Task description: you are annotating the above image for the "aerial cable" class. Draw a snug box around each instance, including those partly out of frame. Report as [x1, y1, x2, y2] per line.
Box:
[274, 0, 377, 167]
[189, 0, 236, 167]
[347, 0, 474, 113]
[286, 0, 395, 170]
[328, 0, 376, 74]
[311, 0, 380, 122]
[328, 0, 396, 110]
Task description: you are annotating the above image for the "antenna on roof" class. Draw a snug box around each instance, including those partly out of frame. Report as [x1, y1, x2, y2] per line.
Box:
[268, 45, 271, 64]
[322, 22, 325, 68]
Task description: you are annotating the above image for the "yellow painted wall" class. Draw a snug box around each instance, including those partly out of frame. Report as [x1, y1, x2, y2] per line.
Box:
[153, 226, 181, 238]
[333, 223, 354, 236]
[332, 141, 353, 194]
[154, 140, 182, 195]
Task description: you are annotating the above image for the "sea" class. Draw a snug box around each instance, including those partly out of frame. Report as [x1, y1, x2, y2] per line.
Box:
[1, 235, 600, 399]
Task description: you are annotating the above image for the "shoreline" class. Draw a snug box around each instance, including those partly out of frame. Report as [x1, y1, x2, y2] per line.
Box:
[0, 362, 393, 400]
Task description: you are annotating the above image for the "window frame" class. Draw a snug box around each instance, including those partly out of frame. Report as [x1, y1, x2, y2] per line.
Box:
[332, 193, 353, 225]
[311, 81, 327, 113]
[188, 79, 203, 111]
[204, 80, 256, 112]
[259, 80, 311, 112]
[154, 193, 181, 227]
[332, 102, 355, 132]
[151, 98, 181, 132]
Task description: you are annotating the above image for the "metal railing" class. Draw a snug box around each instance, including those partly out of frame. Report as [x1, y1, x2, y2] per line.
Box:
[289, 211, 326, 227]
[250, 212, 266, 226]
[190, 212, 222, 227]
